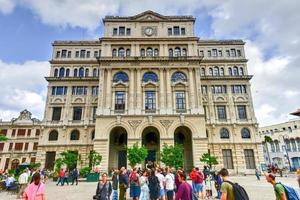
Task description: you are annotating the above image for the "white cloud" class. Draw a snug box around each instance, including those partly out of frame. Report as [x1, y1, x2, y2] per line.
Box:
[0, 0, 16, 14]
[0, 60, 49, 121]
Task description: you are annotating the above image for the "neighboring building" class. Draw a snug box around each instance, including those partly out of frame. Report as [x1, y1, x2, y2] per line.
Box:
[259, 119, 300, 170]
[0, 110, 41, 170]
[37, 10, 263, 174]
[291, 109, 300, 117]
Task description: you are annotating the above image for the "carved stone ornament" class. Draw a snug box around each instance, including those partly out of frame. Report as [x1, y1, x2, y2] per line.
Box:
[159, 120, 174, 130]
[128, 120, 142, 131]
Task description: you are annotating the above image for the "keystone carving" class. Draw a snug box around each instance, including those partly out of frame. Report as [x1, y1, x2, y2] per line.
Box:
[128, 120, 142, 131]
[159, 120, 174, 130]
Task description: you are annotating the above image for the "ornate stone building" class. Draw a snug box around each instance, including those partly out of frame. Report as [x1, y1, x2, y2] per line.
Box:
[37, 11, 263, 174]
[0, 110, 40, 170]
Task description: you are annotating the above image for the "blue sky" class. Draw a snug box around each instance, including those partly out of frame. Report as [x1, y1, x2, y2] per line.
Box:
[0, 0, 299, 126]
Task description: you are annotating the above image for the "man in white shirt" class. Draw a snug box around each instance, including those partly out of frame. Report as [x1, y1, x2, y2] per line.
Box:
[164, 167, 175, 200]
[17, 169, 29, 198]
[156, 168, 165, 200]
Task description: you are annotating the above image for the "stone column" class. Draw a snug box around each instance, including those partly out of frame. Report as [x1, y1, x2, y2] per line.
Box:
[188, 68, 196, 113]
[129, 69, 135, 114]
[166, 69, 172, 114]
[105, 69, 112, 115]
[159, 68, 166, 114]
[194, 68, 203, 113]
[136, 69, 142, 114]
[97, 68, 105, 115]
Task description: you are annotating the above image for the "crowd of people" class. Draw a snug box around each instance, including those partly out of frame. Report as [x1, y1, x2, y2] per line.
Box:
[56, 168, 79, 186]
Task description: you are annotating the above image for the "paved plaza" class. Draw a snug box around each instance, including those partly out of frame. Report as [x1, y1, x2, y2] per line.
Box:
[1, 175, 300, 200]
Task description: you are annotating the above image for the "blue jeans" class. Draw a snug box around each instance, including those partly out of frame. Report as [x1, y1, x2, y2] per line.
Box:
[56, 177, 64, 186]
[112, 189, 118, 200]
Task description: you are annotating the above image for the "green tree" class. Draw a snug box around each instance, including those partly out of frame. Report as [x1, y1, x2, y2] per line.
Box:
[160, 143, 184, 169]
[200, 153, 218, 168]
[54, 151, 80, 172]
[263, 135, 273, 165]
[126, 143, 148, 168]
[0, 129, 8, 141]
[89, 150, 102, 168]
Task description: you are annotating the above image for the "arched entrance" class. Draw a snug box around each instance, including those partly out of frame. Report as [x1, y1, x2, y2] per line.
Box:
[11, 159, 20, 170]
[109, 127, 128, 170]
[174, 126, 193, 170]
[142, 126, 160, 164]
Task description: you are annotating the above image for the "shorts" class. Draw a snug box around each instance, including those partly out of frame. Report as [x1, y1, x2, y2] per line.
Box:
[193, 183, 203, 192]
[160, 188, 165, 197]
[130, 185, 140, 198]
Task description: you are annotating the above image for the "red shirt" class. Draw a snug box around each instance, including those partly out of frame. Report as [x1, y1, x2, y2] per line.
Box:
[59, 171, 65, 177]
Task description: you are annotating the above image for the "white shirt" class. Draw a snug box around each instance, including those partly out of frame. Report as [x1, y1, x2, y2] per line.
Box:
[18, 172, 29, 184]
[156, 173, 165, 189]
[165, 173, 174, 190]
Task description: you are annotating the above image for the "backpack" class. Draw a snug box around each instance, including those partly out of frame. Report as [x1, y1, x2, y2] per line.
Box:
[224, 181, 249, 200]
[275, 183, 300, 200]
[129, 172, 139, 185]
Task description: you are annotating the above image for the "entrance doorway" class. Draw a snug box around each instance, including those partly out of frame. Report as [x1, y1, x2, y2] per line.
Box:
[142, 126, 160, 167]
[109, 127, 128, 169]
[45, 152, 56, 170]
[174, 126, 193, 170]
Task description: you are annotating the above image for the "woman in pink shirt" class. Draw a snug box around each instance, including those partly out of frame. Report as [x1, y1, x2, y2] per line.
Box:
[23, 172, 45, 200]
[175, 171, 192, 200]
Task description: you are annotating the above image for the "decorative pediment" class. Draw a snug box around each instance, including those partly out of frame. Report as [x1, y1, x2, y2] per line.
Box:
[73, 97, 84, 104]
[131, 10, 167, 21]
[11, 109, 40, 125]
[52, 97, 64, 104]
[142, 81, 158, 87]
[171, 81, 187, 87]
[112, 81, 129, 87]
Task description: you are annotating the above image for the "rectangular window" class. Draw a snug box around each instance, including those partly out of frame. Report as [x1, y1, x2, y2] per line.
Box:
[61, 50, 67, 58]
[218, 50, 222, 57]
[212, 85, 227, 94]
[80, 50, 86, 58]
[17, 129, 26, 136]
[113, 28, 118, 36]
[201, 86, 207, 94]
[237, 105, 247, 119]
[67, 51, 71, 58]
[56, 51, 60, 58]
[24, 143, 29, 151]
[0, 129, 7, 136]
[181, 28, 186, 35]
[175, 91, 186, 110]
[30, 157, 36, 163]
[237, 49, 242, 57]
[15, 143, 23, 151]
[27, 129, 31, 136]
[9, 143, 13, 150]
[207, 50, 211, 57]
[22, 158, 26, 163]
[12, 129, 16, 137]
[222, 149, 234, 169]
[244, 149, 256, 169]
[92, 86, 98, 96]
[232, 85, 247, 94]
[72, 86, 87, 95]
[33, 143, 38, 151]
[94, 51, 98, 58]
[35, 129, 40, 136]
[52, 86, 67, 95]
[230, 49, 236, 57]
[217, 105, 227, 120]
[115, 91, 125, 111]
[93, 106, 97, 121]
[212, 49, 217, 57]
[168, 28, 172, 36]
[75, 51, 79, 58]
[0, 143, 4, 151]
[199, 50, 204, 56]
[86, 51, 90, 58]
[173, 26, 180, 35]
[145, 91, 156, 111]
[52, 107, 62, 121]
[226, 50, 230, 57]
[126, 28, 131, 35]
[73, 107, 82, 120]
[119, 27, 125, 36]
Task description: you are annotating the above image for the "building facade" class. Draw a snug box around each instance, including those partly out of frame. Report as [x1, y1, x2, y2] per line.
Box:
[259, 119, 300, 170]
[0, 110, 40, 170]
[37, 11, 263, 174]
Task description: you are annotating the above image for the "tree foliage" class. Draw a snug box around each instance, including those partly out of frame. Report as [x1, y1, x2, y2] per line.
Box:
[160, 143, 184, 169]
[0, 129, 8, 141]
[126, 143, 148, 168]
[54, 151, 80, 172]
[89, 150, 102, 168]
[80, 166, 91, 178]
[200, 153, 219, 168]
[264, 135, 273, 143]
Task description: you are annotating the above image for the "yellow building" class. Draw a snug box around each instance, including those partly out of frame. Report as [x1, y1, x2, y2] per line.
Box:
[37, 11, 263, 174]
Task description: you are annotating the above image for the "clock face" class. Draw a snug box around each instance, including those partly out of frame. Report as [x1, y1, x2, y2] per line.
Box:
[145, 27, 153, 36]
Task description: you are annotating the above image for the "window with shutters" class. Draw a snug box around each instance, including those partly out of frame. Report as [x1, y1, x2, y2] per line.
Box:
[0, 143, 4, 151]
[244, 149, 256, 169]
[33, 143, 38, 150]
[36, 129, 40, 136]
[24, 143, 29, 151]
[52, 107, 62, 121]
[222, 149, 234, 169]
[15, 143, 23, 151]
[27, 129, 31, 136]
[17, 129, 26, 137]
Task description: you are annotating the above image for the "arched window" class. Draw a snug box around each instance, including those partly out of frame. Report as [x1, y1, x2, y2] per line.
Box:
[48, 130, 58, 141]
[291, 139, 297, 151]
[91, 130, 95, 140]
[174, 47, 181, 57]
[66, 69, 70, 77]
[220, 128, 230, 139]
[74, 68, 78, 77]
[228, 67, 232, 76]
[200, 68, 206, 76]
[113, 72, 129, 83]
[112, 49, 117, 57]
[209, 68, 213, 76]
[126, 49, 131, 57]
[240, 67, 244, 75]
[220, 68, 224, 76]
[241, 128, 251, 139]
[182, 48, 187, 56]
[54, 69, 58, 77]
[59, 67, 65, 77]
[140, 49, 145, 57]
[168, 49, 173, 57]
[154, 49, 159, 57]
[143, 72, 158, 82]
[93, 68, 97, 77]
[79, 67, 84, 77]
[70, 130, 80, 140]
[118, 48, 125, 57]
[171, 71, 187, 82]
[85, 68, 89, 77]
[213, 66, 220, 76]
[233, 66, 239, 75]
[146, 48, 153, 57]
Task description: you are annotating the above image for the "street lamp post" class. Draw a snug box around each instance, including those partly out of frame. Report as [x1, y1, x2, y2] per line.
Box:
[280, 134, 292, 172]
